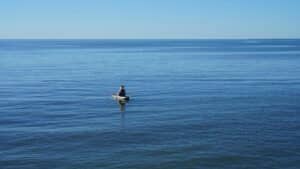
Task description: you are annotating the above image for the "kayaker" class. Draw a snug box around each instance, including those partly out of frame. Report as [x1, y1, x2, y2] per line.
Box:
[117, 85, 126, 97]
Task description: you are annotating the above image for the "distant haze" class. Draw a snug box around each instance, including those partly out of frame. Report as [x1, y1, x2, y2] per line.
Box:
[1, 0, 300, 39]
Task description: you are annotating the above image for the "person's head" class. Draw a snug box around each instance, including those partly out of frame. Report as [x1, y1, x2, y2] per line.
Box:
[120, 85, 125, 89]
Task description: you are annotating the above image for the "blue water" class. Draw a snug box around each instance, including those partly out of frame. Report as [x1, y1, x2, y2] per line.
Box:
[1, 39, 300, 169]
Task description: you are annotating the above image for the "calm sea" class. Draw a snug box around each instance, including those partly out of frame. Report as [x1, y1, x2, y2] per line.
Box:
[0, 39, 300, 169]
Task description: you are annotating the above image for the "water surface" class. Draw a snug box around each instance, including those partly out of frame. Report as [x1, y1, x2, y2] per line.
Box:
[1, 39, 300, 169]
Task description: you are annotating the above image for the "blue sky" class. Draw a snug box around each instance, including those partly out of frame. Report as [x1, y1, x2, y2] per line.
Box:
[0, 0, 300, 39]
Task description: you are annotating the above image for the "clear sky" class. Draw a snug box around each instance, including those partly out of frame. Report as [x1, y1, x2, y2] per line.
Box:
[1, 0, 300, 39]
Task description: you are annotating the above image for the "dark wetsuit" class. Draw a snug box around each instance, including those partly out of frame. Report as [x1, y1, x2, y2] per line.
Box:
[118, 89, 126, 97]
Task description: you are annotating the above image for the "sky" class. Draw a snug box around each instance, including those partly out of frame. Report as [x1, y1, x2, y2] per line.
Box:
[0, 0, 300, 39]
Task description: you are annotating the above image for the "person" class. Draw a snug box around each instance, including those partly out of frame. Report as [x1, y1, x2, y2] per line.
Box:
[117, 85, 126, 97]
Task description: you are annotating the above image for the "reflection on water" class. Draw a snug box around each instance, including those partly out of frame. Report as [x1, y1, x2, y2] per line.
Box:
[121, 110, 125, 129]
[117, 100, 127, 129]
[118, 100, 126, 112]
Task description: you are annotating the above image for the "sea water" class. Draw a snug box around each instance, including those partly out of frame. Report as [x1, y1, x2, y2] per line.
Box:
[0, 39, 300, 169]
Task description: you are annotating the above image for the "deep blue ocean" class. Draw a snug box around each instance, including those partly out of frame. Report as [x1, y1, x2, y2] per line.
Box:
[0, 39, 300, 169]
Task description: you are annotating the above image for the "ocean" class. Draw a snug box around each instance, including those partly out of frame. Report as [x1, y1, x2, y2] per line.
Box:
[0, 39, 300, 169]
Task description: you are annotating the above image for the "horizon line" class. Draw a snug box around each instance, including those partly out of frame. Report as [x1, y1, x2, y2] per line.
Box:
[1, 37, 300, 40]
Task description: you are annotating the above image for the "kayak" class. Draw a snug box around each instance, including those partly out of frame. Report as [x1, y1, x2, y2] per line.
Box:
[112, 94, 130, 101]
